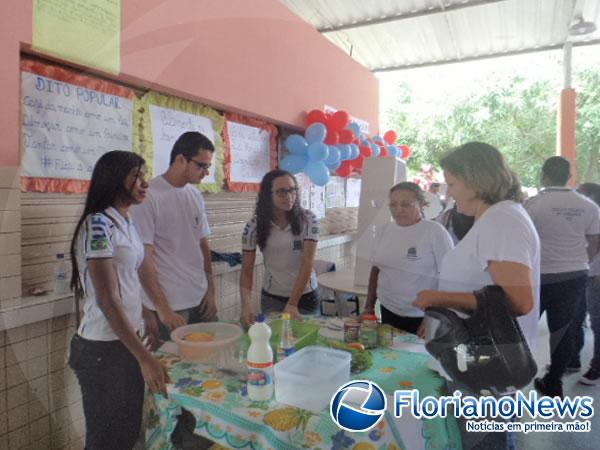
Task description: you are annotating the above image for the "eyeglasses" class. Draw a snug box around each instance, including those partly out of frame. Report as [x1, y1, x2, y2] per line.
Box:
[389, 201, 418, 209]
[187, 158, 211, 170]
[273, 187, 298, 198]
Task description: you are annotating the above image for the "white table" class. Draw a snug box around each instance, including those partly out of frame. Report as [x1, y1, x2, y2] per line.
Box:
[317, 268, 368, 317]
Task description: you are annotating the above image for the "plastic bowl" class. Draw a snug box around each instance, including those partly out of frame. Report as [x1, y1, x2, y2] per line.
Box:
[171, 322, 243, 366]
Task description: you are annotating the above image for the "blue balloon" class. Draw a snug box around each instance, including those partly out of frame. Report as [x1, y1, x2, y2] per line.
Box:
[326, 159, 342, 171]
[349, 144, 360, 160]
[347, 122, 361, 138]
[373, 135, 384, 143]
[304, 161, 330, 186]
[387, 145, 399, 157]
[280, 154, 307, 174]
[325, 146, 340, 165]
[337, 144, 351, 161]
[305, 123, 327, 144]
[369, 142, 379, 156]
[307, 142, 329, 161]
[285, 134, 308, 155]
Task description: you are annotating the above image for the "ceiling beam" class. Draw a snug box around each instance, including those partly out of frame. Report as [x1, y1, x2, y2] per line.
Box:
[371, 39, 600, 72]
[318, 0, 509, 33]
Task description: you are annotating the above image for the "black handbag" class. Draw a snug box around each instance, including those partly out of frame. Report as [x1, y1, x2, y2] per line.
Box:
[424, 285, 537, 395]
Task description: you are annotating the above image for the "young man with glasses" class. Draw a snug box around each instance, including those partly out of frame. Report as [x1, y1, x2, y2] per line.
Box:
[132, 131, 218, 341]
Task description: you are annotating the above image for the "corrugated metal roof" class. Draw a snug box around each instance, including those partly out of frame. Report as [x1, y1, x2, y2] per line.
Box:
[281, 0, 600, 71]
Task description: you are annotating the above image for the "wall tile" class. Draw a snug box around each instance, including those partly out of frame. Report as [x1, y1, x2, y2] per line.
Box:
[8, 425, 30, 449]
[26, 355, 48, 380]
[7, 382, 29, 409]
[8, 403, 29, 431]
[7, 364, 27, 388]
[5, 325, 26, 344]
[30, 414, 50, 442]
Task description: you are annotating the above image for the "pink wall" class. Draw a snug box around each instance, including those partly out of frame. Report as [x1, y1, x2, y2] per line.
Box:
[0, 0, 379, 167]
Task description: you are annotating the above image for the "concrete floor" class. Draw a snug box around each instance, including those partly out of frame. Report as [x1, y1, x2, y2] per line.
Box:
[517, 315, 600, 450]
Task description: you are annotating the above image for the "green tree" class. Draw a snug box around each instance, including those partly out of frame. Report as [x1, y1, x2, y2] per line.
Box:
[386, 69, 600, 186]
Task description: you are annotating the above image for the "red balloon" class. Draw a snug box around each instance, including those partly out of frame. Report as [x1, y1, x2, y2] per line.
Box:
[383, 130, 397, 145]
[359, 145, 372, 157]
[306, 109, 327, 126]
[353, 155, 366, 169]
[400, 145, 411, 158]
[338, 129, 355, 144]
[336, 160, 353, 177]
[379, 146, 389, 157]
[328, 111, 351, 131]
[324, 130, 339, 146]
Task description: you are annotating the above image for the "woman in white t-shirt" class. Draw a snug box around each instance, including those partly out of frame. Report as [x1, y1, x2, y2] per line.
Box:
[240, 169, 320, 325]
[414, 142, 540, 450]
[363, 182, 453, 334]
[68, 151, 168, 450]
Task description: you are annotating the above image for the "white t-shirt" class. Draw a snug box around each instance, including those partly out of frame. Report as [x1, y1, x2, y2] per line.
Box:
[131, 176, 211, 311]
[438, 201, 541, 350]
[371, 220, 453, 317]
[242, 210, 319, 298]
[525, 187, 600, 274]
[77, 207, 145, 341]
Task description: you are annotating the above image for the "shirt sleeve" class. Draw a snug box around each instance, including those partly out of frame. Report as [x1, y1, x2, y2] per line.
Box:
[84, 213, 114, 259]
[130, 195, 156, 245]
[303, 210, 320, 241]
[242, 217, 258, 251]
[197, 192, 211, 240]
[476, 208, 536, 272]
[585, 202, 600, 235]
[430, 223, 454, 273]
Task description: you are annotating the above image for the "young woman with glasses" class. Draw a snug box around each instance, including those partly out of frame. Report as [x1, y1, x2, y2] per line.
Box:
[240, 169, 320, 325]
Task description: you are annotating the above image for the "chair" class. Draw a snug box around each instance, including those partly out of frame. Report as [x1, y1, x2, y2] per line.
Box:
[314, 260, 360, 317]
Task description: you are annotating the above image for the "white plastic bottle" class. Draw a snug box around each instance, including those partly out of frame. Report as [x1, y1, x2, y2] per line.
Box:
[54, 253, 70, 296]
[247, 314, 274, 401]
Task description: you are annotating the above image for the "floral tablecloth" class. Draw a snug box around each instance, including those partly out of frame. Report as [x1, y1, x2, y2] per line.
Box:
[145, 337, 462, 450]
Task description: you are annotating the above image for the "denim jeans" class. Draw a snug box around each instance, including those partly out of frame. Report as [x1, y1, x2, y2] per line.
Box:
[69, 334, 144, 450]
[261, 289, 320, 315]
[540, 271, 587, 383]
[572, 276, 600, 370]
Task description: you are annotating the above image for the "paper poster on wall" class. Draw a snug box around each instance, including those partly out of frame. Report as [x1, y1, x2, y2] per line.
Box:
[33, 0, 121, 74]
[21, 71, 133, 182]
[295, 173, 311, 211]
[325, 176, 346, 208]
[227, 121, 271, 183]
[149, 105, 216, 184]
[346, 177, 362, 208]
[135, 91, 225, 193]
[310, 185, 326, 219]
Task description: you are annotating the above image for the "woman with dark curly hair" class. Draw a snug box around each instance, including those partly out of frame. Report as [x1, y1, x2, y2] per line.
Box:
[240, 169, 320, 325]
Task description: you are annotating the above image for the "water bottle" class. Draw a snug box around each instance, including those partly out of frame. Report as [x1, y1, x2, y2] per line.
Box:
[54, 253, 70, 296]
[247, 314, 274, 401]
[276, 313, 295, 361]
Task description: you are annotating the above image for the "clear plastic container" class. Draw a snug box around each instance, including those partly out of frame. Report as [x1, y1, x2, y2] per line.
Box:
[274, 345, 351, 412]
[171, 322, 243, 367]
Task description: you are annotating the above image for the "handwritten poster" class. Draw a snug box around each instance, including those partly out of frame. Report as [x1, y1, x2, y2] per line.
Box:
[33, 0, 121, 74]
[325, 176, 346, 208]
[310, 184, 326, 219]
[295, 173, 311, 211]
[21, 71, 133, 180]
[346, 178, 362, 208]
[226, 121, 271, 183]
[149, 105, 216, 183]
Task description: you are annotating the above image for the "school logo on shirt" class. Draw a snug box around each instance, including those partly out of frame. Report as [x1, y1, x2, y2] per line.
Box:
[406, 247, 420, 261]
[293, 239, 303, 250]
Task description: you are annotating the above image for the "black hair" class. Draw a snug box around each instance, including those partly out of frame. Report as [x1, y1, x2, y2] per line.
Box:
[441, 142, 523, 204]
[69, 151, 146, 299]
[255, 169, 305, 250]
[541, 156, 570, 186]
[169, 131, 215, 165]
[389, 181, 428, 205]
[578, 182, 600, 206]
